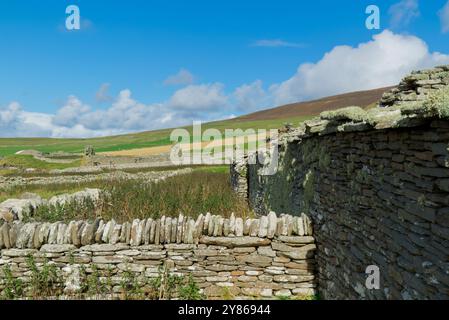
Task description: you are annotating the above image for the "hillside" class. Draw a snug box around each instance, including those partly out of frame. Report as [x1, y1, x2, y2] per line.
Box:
[0, 87, 392, 156]
[235, 87, 393, 121]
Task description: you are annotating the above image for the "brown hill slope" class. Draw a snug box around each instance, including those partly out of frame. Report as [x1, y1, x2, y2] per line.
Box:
[235, 87, 394, 121]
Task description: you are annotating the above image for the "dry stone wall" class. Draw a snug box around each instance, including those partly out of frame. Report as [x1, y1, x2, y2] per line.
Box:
[0, 213, 316, 299]
[232, 66, 449, 300]
[230, 156, 249, 199]
[380, 66, 449, 107]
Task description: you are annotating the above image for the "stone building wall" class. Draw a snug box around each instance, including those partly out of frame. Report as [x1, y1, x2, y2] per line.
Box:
[0, 213, 316, 299]
[231, 66, 449, 300]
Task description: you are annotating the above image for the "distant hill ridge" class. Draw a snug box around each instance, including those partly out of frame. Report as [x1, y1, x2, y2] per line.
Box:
[234, 87, 394, 122]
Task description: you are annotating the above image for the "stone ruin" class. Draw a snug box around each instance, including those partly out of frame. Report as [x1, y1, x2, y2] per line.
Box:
[84, 145, 96, 157]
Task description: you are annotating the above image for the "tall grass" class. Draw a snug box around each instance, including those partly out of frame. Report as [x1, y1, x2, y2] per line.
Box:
[0, 166, 229, 201]
[30, 171, 251, 222]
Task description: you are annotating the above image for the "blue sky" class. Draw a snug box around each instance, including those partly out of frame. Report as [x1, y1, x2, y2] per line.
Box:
[1, 0, 449, 137]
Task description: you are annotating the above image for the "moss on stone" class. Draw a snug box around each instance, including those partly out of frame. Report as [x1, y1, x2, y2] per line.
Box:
[301, 140, 316, 164]
[346, 162, 355, 177]
[355, 169, 370, 184]
[302, 169, 315, 212]
[319, 151, 331, 170]
[320, 106, 367, 122]
[376, 163, 385, 183]
[417, 194, 426, 207]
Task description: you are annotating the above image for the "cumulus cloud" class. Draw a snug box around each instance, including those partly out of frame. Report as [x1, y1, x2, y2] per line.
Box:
[164, 68, 195, 86]
[270, 30, 449, 105]
[65, 89, 165, 132]
[1, 84, 233, 138]
[1, 103, 55, 137]
[251, 39, 306, 48]
[0, 100, 132, 138]
[0, 102, 21, 126]
[53, 95, 90, 127]
[389, 0, 420, 28]
[168, 83, 228, 117]
[233, 80, 270, 112]
[439, 1, 449, 33]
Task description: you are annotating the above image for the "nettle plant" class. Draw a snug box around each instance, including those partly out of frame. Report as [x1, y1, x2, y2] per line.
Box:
[26, 255, 63, 298]
[1, 265, 24, 300]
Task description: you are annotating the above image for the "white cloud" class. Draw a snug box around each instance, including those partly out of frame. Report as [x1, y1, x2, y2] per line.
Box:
[0, 102, 21, 126]
[53, 95, 90, 127]
[1, 83, 233, 138]
[168, 83, 228, 115]
[270, 30, 449, 105]
[75, 89, 165, 132]
[439, 1, 449, 33]
[389, 0, 420, 28]
[233, 80, 270, 112]
[1, 103, 55, 137]
[251, 39, 306, 48]
[9, 84, 229, 137]
[0, 101, 131, 138]
[164, 68, 195, 86]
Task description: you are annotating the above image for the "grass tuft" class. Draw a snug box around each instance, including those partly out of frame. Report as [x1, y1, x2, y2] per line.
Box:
[25, 171, 251, 222]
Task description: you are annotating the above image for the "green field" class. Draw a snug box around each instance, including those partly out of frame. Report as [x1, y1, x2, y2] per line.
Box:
[0, 155, 83, 171]
[0, 116, 311, 157]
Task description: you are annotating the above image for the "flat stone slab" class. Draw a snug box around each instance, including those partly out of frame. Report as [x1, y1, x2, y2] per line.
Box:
[40, 244, 76, 253]
[199, 236, 271, 248]
[2, 248, 38, 257]
[81, 243, 129, 252]
[277, 236, 315, 244]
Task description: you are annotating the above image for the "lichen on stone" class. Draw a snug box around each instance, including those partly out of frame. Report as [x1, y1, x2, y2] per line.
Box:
[320, 106, 367, 122]
[400, 86, 449, 118]
[365, 106, 403, 129]
[301, 169, 315, 212]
